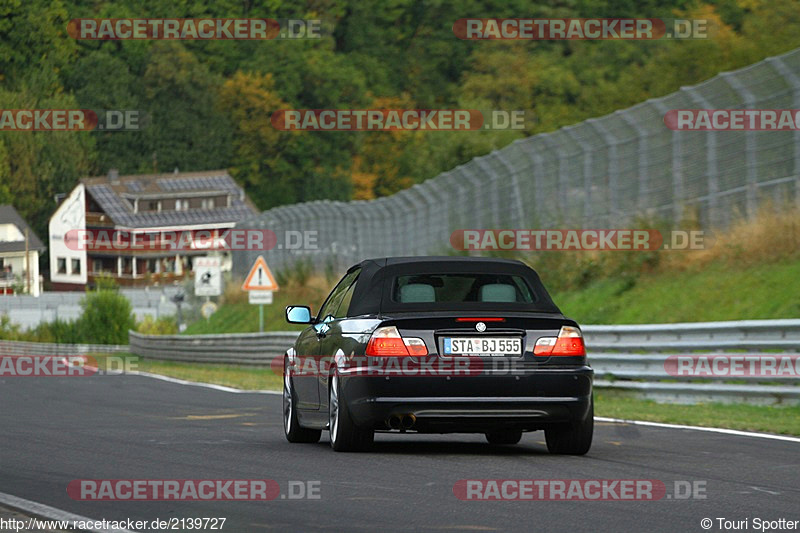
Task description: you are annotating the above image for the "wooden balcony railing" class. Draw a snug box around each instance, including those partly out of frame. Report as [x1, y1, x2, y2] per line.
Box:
[85, 212, 115, 227]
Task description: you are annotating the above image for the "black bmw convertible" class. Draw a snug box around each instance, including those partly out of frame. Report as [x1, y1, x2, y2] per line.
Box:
[282, 256, 593, 453]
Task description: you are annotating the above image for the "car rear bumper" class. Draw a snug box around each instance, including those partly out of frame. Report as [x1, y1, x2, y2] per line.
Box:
[339, 366, 594, 432]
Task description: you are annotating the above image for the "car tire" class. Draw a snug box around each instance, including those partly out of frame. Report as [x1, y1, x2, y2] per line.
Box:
[283, 358, 321, 443]
[329, 372, 373, 452]
[485, 429, 523, 445]
[545, 397, 593, 455]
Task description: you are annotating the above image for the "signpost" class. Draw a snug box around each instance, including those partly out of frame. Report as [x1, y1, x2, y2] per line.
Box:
[241, 256, 279, 332]
[194, 257, 222, 297]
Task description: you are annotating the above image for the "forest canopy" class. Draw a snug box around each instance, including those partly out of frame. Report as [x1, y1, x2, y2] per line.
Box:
[1, 0, 799, 241]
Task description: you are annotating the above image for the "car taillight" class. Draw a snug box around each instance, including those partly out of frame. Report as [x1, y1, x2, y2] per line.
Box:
[366, 326, 428, 357]
[403, 337, 428, 356]
[533, 326, 586, 356]
[533, 336, 557, 355]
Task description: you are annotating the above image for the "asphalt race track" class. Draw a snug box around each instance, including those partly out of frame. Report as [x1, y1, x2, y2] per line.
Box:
[2, 373, 798, 533]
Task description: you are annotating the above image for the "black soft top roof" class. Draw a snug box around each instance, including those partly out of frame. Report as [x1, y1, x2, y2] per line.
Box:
[346, 256, 561, 316]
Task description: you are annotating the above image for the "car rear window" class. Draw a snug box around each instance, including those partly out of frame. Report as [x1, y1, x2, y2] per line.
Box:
[392, 273, 536, 304]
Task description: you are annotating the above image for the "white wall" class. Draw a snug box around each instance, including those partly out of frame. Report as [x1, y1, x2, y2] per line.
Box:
[49, 184, 87, 285]
[0, 223, 24, 242]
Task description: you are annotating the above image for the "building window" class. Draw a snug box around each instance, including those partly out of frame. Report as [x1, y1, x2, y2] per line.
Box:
[147, 200, 161, 212]
[176, 199, 189, 211]
[201, 198, 215, 209]
[57, 258, 67, 274]
[71, 258, 81, 275]
[92, 259, 102, 273]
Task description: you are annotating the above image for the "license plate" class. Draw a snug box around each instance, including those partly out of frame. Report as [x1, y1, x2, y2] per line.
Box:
[443, 337, 522, 356]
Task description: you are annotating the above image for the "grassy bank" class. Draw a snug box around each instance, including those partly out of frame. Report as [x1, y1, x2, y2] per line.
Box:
[184, 258, 800, 332]
[553, 260, 800, 324]
[185, 209, 800, 332]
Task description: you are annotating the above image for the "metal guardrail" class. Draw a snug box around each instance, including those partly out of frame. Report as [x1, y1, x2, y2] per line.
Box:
[583, 319, 800, 346]
[125, 319, 800, 405]
[584, 320, 800, 405]
[0, 340, 128, 356]
[128, 330, 298, 366]
[5, 320, 796, 404]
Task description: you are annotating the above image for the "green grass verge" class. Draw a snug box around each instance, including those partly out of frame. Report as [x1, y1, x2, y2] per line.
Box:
[93, 355, 800, 436]
[94, 354, 282, 391]
[553, 260, 800, 324]
[596, 389, 800, 436]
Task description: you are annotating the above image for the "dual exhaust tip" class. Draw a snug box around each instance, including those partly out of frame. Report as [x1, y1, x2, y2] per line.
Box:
[387, 414, 416, 430]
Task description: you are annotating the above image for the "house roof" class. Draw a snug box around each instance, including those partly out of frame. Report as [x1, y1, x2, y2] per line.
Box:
[0, 205, 46, 253]
[82, 170, 259, 228]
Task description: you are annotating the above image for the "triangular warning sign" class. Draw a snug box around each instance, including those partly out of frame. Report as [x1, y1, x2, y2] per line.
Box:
[242, 256, 279, 291]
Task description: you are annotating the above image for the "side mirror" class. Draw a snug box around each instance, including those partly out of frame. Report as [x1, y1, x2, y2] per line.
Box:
[286, 305, 313, 324]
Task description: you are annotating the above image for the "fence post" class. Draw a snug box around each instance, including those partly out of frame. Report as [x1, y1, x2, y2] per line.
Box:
[722, 72, 759, 218]
[475, 156, 502, 228]
[766, 55, 800, 210]
[619, 108, 650, 216]
[539, 135, 568, 222]
[652, 99, 684, 223]
[460, 164, 487, 233]
[426, 179, 451, 252]
[495, 146, 527, 228]
[564, 125, 594, 225]
[686, 88, 721, 227]
[588, 118, 620, 225]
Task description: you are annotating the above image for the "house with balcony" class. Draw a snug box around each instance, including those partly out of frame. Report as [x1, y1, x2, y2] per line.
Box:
[0, 205, 46, 296]
[48, 169, 258, 289]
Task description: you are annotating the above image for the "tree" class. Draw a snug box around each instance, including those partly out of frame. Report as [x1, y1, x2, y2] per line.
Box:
[140, 41, 233, 173]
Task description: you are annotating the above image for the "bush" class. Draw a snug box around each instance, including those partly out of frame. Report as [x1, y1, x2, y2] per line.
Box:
[137, 315, 178, 335]
[78, 285, 136, 344]
[0, 314, 24, 340]
[31, 319, 83, 344]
